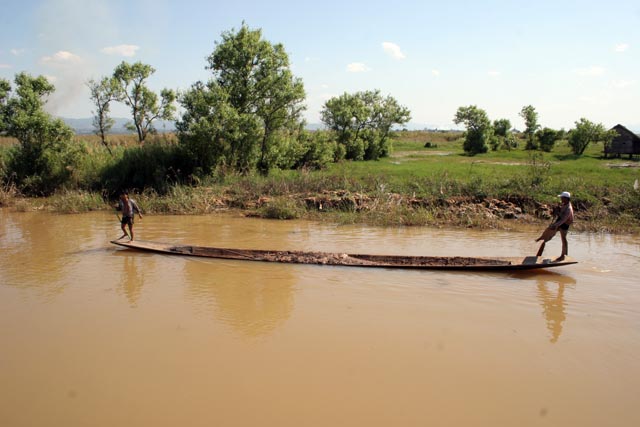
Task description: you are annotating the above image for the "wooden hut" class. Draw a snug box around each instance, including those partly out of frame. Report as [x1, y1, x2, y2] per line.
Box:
[605, 124, 640, 158]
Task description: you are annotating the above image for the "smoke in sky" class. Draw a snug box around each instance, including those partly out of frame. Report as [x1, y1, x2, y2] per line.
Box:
[34, 0, 119, 117]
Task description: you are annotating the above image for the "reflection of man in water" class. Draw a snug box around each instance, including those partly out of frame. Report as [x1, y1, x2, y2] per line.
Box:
[537, 280, 567, 343]
[120, 254, 145, 307]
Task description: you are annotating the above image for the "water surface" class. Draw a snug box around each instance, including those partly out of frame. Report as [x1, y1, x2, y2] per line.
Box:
[1, 210, 638, 426]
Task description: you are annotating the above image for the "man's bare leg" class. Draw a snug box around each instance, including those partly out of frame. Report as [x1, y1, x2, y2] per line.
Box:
[555, 230, 568, 261]
[118, 223, 129, 240]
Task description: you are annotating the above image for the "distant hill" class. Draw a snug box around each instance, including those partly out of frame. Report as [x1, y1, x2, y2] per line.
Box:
[61, 117, 176, 135]
[63, 117, 324, 134]
[66, 117, 626, 134]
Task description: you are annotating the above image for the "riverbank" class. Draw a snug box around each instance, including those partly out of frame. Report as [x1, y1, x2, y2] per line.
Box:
[1, 184, 638, 235]
[2, 131, 638, 233]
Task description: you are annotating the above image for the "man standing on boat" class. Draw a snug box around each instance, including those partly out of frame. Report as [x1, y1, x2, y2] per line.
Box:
[116, 191, 143, 241]
[536, 191, 574, 261]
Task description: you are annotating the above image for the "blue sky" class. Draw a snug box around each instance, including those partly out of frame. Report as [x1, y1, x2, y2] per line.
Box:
[1, 0, 638, 130]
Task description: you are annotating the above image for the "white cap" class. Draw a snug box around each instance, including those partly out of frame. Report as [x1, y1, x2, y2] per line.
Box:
[557, 191, 571, 199]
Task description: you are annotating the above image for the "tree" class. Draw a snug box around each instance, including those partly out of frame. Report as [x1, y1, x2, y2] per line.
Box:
[320, 90, 410, 160]
[568, 118, 616, 155]
[453, 105, 491, 155]
[210, 24, 306, 174]
[0, 78, 11, 134]
[321, 92, 367, 159]
[368, 93, 411, 159]
[535, 127, 563, 152]
[178, 24, 306, 175]
[491, 118, 512, 151]
[87, 77, 121, 154]
[112, 61, 176, 144]
[1, 73, 75, 194]
[177, 81, 243, 174]
[493, 119, 511, 137]
[519, 105, 540, 150]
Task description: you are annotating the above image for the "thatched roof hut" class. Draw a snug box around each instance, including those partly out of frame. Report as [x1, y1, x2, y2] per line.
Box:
[605, 124, 640, 158]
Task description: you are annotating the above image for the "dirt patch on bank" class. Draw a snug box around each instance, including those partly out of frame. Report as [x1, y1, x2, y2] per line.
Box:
[301, 191, 557, 221]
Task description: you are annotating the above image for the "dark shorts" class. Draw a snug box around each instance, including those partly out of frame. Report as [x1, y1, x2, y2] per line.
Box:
[121, 216, 134, 226]
[559, 223, 570, 231]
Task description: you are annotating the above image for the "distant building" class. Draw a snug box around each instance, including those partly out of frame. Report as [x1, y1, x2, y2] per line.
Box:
[605, 124, 640, 158]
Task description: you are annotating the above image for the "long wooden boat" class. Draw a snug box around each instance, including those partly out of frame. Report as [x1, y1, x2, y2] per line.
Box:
[111, 240, 577, 271]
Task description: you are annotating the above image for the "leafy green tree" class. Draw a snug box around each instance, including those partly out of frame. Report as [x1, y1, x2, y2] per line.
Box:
[177, 81, 247, 174]
[321, 92, 367, 159]
[321, 90, 410, 160]
[453, 105, 491, 155]
[0, 78, 11, 134]
[535, 127, 562, 152]
[87, 77, 121, 154]
[368, 92, 411, 159]
[519, 105, 540, 150]
[567, 118, 616, 155]
[493, 119, 511, 137]
[0, 78, 12, 182]
[207, 26, 306, 173]
[178, 24, 306, 175]
[112, 61, 176, 144]
[1, 73, 76, 194]
[491, 118, 512, 151]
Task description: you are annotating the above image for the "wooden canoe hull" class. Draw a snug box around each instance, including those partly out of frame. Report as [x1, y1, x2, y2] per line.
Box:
[111, 240, 577, 271]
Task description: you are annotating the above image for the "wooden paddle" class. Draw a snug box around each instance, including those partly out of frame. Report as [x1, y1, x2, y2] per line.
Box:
[536, 226, 557, 242]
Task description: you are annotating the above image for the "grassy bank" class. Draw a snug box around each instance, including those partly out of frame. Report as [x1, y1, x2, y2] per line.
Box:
[1, 131, 639, 233]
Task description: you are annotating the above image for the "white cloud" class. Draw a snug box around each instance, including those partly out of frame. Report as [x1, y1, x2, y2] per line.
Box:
[0, 63, 11, 69]
[577, 95, 596, 104]
[347, 62, 371, 73]
[573, 66, 605, 77]
[487, 70, 501, 77]
[41, 50, 82, 66]
[382, 42, 405, 60]
[614, 43, 629, 52]
[43, 74, 58, 83]
[609, 79, 636, 89]
[101, 44, 140, 57]
[10, 48, 25, 56]
[431, 69, 440, 76]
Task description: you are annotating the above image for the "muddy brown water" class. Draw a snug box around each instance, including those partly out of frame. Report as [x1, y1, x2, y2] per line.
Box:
[1, 210, 638, 427]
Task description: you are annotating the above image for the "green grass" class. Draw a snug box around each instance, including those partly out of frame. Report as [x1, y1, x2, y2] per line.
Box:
[334, 134, 639, 202]
[45, 190, 108, 213]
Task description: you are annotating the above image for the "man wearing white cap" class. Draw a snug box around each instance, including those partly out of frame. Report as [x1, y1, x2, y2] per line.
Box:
[536, 191, 574, 260]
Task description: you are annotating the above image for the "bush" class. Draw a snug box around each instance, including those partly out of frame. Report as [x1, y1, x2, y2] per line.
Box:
[462, 130, 489, 155]
[536, 127, 562, 152]
[0, 145, 9, 183]
[100, 141, 190, 195]
[8, 137, 87, 195]
[277, 130, 336, 171]
[258, 197, 303, 219]
[46, 190, 106, 213]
